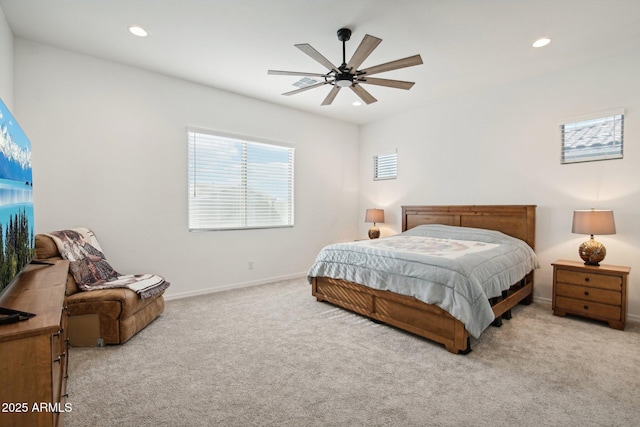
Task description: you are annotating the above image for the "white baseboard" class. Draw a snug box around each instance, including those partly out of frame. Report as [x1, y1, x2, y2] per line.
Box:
[534, 296, 552, 307]
[163, 272, 308, 301]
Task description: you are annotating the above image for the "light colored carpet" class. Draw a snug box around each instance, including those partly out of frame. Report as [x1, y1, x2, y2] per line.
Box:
[66, 278, 640, 427]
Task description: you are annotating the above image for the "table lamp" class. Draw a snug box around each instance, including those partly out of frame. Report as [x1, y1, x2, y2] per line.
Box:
[365, 209, 385, 239]
[571, 209, 616, 266]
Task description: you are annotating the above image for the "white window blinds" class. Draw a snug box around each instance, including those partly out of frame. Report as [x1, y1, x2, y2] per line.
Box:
[561, 113, 624, 164]
[374, 151, 398, 180]
[188, 130, 294, 230]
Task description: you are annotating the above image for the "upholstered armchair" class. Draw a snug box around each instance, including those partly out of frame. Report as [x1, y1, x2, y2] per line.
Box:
[34, 234, 166, 346]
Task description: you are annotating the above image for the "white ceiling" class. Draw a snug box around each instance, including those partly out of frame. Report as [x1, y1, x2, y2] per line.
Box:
[2, 0, 640, 125]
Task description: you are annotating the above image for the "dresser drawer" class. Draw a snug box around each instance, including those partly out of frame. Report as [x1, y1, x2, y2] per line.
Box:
[555, 283, 621, 305]
[555, 296, 621, 321]
[556, 269, 622, 291]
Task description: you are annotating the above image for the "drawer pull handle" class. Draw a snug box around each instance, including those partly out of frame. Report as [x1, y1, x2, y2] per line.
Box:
[584, 291, 590, 296]
[584, 305, 589, 310]
[584, 277, 590, 282]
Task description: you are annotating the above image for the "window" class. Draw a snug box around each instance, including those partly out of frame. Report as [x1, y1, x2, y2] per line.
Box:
[188, 129, 294, 231]
[561, 110, 624, 164]
[374, 151, 398, 180]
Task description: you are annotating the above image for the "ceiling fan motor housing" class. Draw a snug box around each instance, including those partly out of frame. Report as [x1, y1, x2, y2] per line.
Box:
[337, 28, 352, 42]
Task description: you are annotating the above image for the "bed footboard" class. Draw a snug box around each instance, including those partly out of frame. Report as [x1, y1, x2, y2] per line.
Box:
[312, 277, 471, 354]
[311, 274, 533, 354]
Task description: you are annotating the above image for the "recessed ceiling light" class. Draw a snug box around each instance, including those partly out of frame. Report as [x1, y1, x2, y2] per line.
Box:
[532, 37, 551, 48]
[352, 101, 362, 107]
[128, 26, 148, 37]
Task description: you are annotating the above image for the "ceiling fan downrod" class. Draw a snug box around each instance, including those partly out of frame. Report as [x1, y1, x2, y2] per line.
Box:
[337, 28, 351, 69]
[335, 28, 354, 87]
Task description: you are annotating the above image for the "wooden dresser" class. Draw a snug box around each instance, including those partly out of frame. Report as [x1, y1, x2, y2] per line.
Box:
[0, 260, 70, 427]
[552, 259, 630, 330]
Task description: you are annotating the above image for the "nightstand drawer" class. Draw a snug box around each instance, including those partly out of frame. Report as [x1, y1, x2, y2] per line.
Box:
[556, 269, 622, 291]
[555, 296, 621, 321]
[556, 283, 621, 305]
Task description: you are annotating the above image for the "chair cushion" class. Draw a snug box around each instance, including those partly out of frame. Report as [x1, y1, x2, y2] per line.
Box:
[35, 234, 61, 259]
[66, 287, 164, 319]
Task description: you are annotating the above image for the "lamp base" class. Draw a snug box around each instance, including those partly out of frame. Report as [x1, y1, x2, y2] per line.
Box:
[578, 236, 606, 266]
[368, 226, 380, 239]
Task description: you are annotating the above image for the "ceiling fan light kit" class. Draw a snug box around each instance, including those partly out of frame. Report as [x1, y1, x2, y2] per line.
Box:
[268, 28, 423, 106]
[335, 74, 353, 87]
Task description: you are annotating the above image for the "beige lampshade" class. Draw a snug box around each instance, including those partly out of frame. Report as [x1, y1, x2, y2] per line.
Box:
[365, 209, 385, 224]
[572, 210, 616, 236]
[571, 209, 615, 266]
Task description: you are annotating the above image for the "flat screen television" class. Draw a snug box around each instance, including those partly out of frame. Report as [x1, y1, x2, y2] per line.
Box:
[0, 97, 35, 324]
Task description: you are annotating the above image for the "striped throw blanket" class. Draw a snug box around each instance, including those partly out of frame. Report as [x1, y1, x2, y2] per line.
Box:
[46, 228, 169, 299]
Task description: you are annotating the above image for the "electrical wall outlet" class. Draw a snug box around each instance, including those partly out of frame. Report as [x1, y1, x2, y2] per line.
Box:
[248, 261, 254, 270]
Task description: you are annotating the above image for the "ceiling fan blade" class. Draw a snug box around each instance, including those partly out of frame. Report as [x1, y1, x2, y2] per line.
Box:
[359, 54, 423, 76]
[346, 34, 382, 71]
[350, 84, 377, 105]
[321, 86, 341, 106]
[357, 77, 415, 90]
[268, 70, 327, 77]
[295, 43, 338, 71]
[282, 81, 328, 96]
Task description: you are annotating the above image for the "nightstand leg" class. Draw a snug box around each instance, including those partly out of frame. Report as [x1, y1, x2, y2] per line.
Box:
[608, 321, 624, 330]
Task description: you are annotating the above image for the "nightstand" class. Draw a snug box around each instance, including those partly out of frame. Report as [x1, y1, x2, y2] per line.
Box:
[552, 260, 630, 330]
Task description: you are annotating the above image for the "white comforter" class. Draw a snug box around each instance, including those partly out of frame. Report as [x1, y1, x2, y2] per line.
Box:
[307, 224, 539, 338]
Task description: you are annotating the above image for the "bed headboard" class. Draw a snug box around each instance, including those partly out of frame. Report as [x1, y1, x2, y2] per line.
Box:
[401, 205, 536, 250]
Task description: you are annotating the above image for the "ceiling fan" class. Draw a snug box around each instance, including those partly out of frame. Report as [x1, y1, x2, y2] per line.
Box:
[268, 28, 423, 106]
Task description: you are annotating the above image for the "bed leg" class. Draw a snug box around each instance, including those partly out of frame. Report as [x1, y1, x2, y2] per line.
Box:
[445, 337, 472, 355]
[490, 297, 503, 327]
[520, 277, 534, 305]
[501, 290, 512, 320]
[459, 337, 472, 355]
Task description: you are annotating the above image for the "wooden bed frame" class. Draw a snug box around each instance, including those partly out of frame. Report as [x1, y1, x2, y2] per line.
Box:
[311, 205, 536, 354]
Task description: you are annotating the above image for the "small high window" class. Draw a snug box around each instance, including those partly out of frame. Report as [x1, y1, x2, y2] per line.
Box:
[374, 151, 398, 180]
[561, 110, 624, 164]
